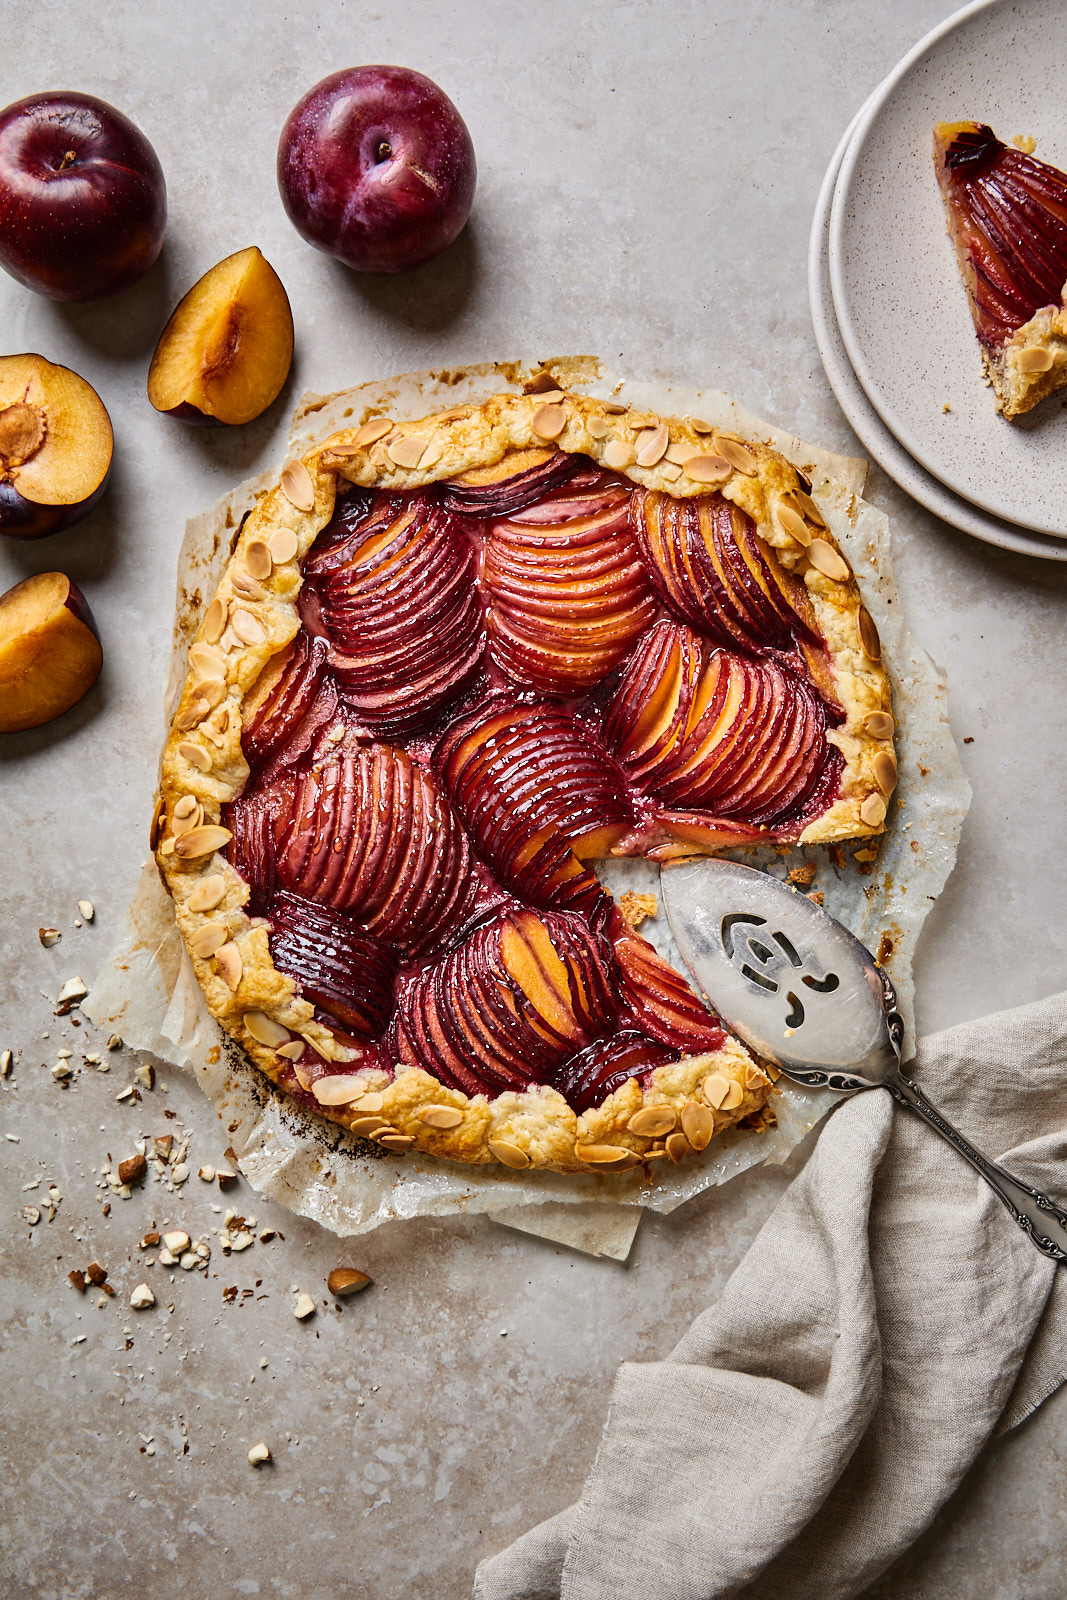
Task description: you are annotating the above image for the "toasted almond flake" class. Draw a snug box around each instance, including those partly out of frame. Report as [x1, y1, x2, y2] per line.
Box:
[243, 1010, 291, 1049]
[602, 437, 635, 469]
[488, 1138, 531, 1169]
[130, 1283, 155, 1309]
[417, 1104, 464, 1129]
[531, 404, 566, 441]
[174, 703, 208, 731]
[523, 371, 561, 394]
[826, 728, 861, 759]
[794, 488, 826, 525]
[627, 1105, 677, 1138]
[311, 1075, 366, 1106]
[574, 1143, 633, 1166]
[354, 416, 394, 447]
[203, 598, 227, 643]
[777, 504, 812, 545]
[858, 607, 882, 660]
[873, 751, 898, 795]
[721, 1080, 744, 1111]
[660, 462, 683, 482]
[230, 608, 267, 646]
[807, 539, 850, 581]
[266, 527, 298, 565]
[328, 1267, 372, 1296]
[701, 1072, 731, 1109]
[355, 1091, 384, 1112]
[712, 437, 756, 474]
[159, 837, 176, 856]
[174, 793, 197, 819]
[680, 1101, 714, 1151]
[177, 740, 213, 772]
[214, 942, 243, 991]
[434, 405, 473, 423]
[174, 824, 232, 859]
[174, 803, 205, 838]
[601, 399, 629, 413]
[294, 1292, 316, 1319]
[1018, 345, 1055, 373]
[588, 415, 613, 439]
[280, 459, 316, 511]
[685, 454, 731, 485]
[39, 927, 61, 948]
[665, 1131, 690, 1164]
[862, 711, 895, 739]
[244, 539, 274, 581]
[198, 677, 228, 710]
[529, 388, 565, 404]
[665, 440, 701, 466]
[188, 874, 227, 913]
[421, 440, 444, 469]
[689, 416, 715, 433]
[376, 1133, 414, 1152]
[189, 641, 225, 676]
[635, 423, 669, 467]
[745, 1064, 770, 1090]
[191, 923, 228, 960]
[387, 433, 429, 469]
[349, 1115, 391, 1137]
[861, 792, 888, 827]
[276, 1040, 305, 1061]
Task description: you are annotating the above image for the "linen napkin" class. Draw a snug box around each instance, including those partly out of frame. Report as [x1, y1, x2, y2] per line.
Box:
[475, 989, 1067, 1600]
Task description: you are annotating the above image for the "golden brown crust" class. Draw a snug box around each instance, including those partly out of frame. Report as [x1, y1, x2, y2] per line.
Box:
[154, 382, 893, 1173]
[985, 293, 1067, 418]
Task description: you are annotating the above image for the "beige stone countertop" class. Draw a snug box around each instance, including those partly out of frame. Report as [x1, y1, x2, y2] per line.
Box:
[2, 3, 1065, 1596]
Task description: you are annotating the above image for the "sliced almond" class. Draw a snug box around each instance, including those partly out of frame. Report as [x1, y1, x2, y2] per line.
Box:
[665, 1131, 690, 1164]
[873, 751, 898, 795]
[311, 1075, 367, 1106]
[701, 1072, 731, 1109]
[198, 677, 227, 709]
[531, 404, 566, 441]
[861, 792, 888, 827]
[280, 459, 316, 511]
[267, 528, 299, 565]
[243, 1010, 291, 1049]
[665, 440, 701, 466]
[177, 740, 212, 772]
[245, 540, 273, 580]
[858, 607, 882, 660]
[418, 1104, 464, 1129]
[231, 572, 265, 601]
[777, 504, 812, 545]
[588, 415, 613, 439]
[807, 539, 850, 581]
[862, 711, 895, 740]
[603, 438, 635, 469]
[721, 1080, 744, 1111]
[627, 1104, 677, 1138]
[174, 793, 197, 819]
[680, 1101, 714, 1151]
[688, 416, 715, 433]
[574, 1143, 634, 1166]
[523, 371, 561, 394]
[203, 597, 227, 643]
[173, 825, 232, 860]
[327, 1267, 371, 1296]
[356, 1091, 384, 1112]
[189, 641, 225, 677]
[744, 1064, 770, 1090]
[1018, 345, 1055, 373]
[276, 1040, 306, 1061]
[230, 608, 267, 646]
[826, 728, 861, 759]
[174, 703, 208, 731]
[349, 1115, 391, 1137]
[794, 487, 826, 526]
[685, 454, 731, 485]
[376, 1133, 414, 1152]
[715, 437, 758, 474]
[191, 923, 229, 960]
[38, 927, 61, 947]
[488, 1138, 531, 1169]
[434, 405, 472, 423]
[354, 416, 394, 447]
[214, 942, 243, 991]
[635, 423, 669, 467]
[188, 874, 227, 913]
[661, 462, 683, 482]
[387, 434, 428, 469]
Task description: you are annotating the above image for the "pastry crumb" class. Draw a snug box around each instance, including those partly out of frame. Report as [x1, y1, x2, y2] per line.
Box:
[942, 402, 952, 413]
[787, 863, 817, 887]
[1012, 134, 1036, 154]
[618, 891, 658, 928]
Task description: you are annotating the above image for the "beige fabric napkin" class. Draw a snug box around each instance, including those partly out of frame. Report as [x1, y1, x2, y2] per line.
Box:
[475, 990, 1067, 1600]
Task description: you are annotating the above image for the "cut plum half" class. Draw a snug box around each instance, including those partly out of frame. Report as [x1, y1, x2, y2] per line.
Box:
[0, 570, 102, 732]
[147, 246, 294, 426]
[934, 122, 1067, 417]
[0, 354, 112, 539]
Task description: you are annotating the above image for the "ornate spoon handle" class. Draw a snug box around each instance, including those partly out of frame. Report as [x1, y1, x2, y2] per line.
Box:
[889, 1070, 1067, 1261]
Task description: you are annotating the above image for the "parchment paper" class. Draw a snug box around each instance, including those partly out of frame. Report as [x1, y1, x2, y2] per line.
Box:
[86, 359, 971, 1260]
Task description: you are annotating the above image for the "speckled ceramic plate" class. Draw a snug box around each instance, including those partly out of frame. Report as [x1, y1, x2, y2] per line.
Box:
[810, 74, 1067, 561]
[828, 0, 1067, 538]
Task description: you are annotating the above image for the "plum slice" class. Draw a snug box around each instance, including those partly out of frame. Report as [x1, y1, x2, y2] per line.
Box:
[0, 354, 112, 539]
[307, 492, 483, 735]
[934, 123, 1067, 417]
[552, 1032, 676, 1114]
[0, 570, 102, 732]
[268, 889, 397, 1038]
[148, 247, 294, 427]
[438, 446, 586, 516]
[612, 930, 725, 1052]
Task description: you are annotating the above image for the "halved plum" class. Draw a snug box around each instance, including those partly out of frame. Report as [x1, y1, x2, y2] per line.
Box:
[0, 354, 112, 539]
[0, 570, 102, 732]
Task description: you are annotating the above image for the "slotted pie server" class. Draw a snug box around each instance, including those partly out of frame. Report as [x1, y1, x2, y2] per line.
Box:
[662, 857, 1067, 1261]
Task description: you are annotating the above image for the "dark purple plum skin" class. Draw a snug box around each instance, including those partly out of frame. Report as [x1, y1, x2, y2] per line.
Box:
[277, 66, 476, 275]
[0, 469, 111, 540]
[0, 91, 166, 302]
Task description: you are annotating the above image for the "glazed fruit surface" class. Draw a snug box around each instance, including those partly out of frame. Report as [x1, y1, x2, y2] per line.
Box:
[224, 452, 846, 1116]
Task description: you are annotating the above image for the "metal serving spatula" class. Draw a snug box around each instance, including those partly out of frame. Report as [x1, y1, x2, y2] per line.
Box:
[661, 856, 1067, 1261]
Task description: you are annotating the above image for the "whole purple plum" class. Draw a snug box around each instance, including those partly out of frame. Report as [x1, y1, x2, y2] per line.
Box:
[277, 66, 476, 275]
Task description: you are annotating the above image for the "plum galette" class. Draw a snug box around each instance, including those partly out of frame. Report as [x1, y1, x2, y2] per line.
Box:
[153, 380, 895, 1174]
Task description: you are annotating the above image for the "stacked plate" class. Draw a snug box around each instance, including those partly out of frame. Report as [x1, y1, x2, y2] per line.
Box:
[810, 0, 1067, 561]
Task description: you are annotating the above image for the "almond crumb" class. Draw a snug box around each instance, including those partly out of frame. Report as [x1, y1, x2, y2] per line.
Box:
[294, 1292, 316, 1320]
[247, 1442, 272, 1465]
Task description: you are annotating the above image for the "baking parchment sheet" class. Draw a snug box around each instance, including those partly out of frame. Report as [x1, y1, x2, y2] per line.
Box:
[86, 359, 971, 1260]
